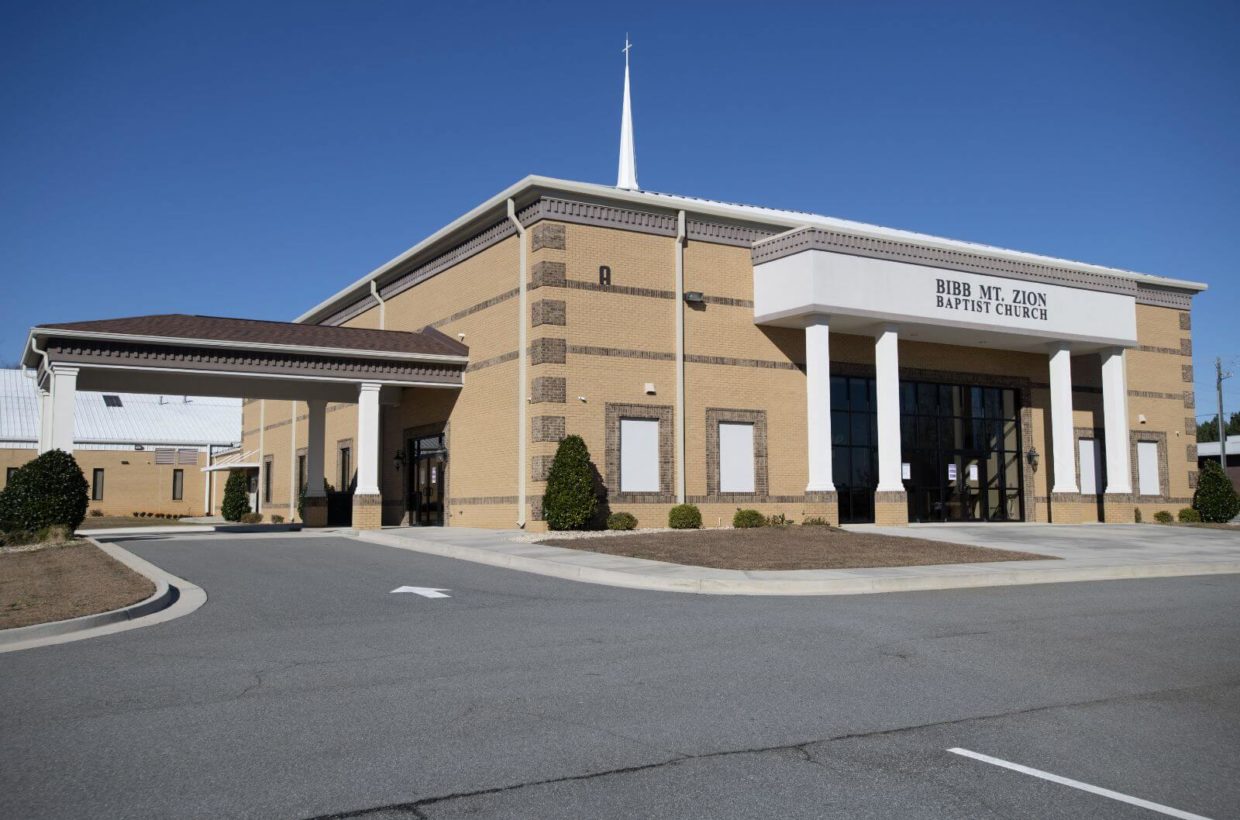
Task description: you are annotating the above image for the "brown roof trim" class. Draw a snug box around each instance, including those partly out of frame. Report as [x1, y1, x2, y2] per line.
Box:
[31, 314, 467, 361]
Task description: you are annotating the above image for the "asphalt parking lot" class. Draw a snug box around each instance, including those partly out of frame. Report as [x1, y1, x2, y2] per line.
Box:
[1, 532, 1237, 818]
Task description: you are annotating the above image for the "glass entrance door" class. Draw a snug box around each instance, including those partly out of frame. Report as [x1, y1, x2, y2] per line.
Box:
[407, 433, 446, 526]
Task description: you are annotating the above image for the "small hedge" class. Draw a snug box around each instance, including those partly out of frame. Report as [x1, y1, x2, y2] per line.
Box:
[732, 508, 765, 528]
[1193, 461, 1240, 523]
[606, 511, 637, 530]
[668, 504, 702, 529]
[802, 516, 832, 526]
[1153, 510, 1173, 524]
[239, 512, 263, 524]
[543, 435, 599, 531]
[0, 449, 89, 534]
[1178, 507, 1201, 523]
[221, 471, 251, 522]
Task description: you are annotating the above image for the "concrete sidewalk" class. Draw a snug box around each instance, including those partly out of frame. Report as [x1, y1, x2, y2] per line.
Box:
[355, 523, 1240, 596]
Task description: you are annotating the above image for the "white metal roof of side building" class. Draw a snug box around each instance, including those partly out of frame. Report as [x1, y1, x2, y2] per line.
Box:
[0, 369, 242, 449]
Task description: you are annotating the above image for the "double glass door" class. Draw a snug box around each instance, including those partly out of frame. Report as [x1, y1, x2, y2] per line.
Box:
[407, 433, 446, 526]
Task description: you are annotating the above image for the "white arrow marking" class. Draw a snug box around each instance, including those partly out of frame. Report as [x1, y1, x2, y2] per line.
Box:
[390, 586, 451, 598]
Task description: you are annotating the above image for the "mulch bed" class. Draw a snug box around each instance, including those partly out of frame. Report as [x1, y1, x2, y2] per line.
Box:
[0, 542, 155, 630]
[542, 526, 1053, 571]
[80, 516, 193, 529]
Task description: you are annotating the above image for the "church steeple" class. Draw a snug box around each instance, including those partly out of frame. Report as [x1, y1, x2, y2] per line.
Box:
[616, 35, 639, 191]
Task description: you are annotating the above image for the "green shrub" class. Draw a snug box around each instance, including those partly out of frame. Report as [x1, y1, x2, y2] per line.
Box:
[270, 514, 285, 524]
[542, 435, 599, 531]
[1153, 510, 1173, 524]
[668, 504, 702, 529]
[767, 513, 792, 528]
[221, 471, 251, 522]
[1178, 507, 1201, 523]
[1134, 507, 1143, 524]
[732, 508, 766, 528]
[88, 508, 103, 517]
[801, 516, 832, 526]
[239, 512, 263, 524]
[606, 511, 637, 530]
[1193, 461, 1240, 523]
[0, 449, 89, 534]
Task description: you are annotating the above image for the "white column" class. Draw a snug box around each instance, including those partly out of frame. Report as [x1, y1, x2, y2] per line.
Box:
[355, 383, 381, 496]
[1048, 343, 1079, 494]
[37, 386, 52, 454]
[49, 366, 79, 454]
[805, 319, 835, 492]
[875, 326, 904, 492]
[1101, 348, 1132, 495]
[305, 399, 327, 498]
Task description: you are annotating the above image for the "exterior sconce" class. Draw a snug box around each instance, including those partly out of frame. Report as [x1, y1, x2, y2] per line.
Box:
[683, 291, 705, 304]
[1025, 447, 1040, 472]
[394, 449, 407, 471]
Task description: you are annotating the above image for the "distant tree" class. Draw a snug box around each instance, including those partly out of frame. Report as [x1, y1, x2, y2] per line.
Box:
[221, 471, 251, 522]
[1196, 412, 1240, 443]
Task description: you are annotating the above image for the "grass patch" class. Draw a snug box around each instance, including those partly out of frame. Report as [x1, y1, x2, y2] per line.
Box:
[79, 516, 193, 530]
[542, 526, 1053, 571]
[0, 542, 155, 629]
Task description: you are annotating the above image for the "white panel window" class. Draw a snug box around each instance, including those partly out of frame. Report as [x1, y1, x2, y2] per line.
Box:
[1137, 441, 1160, 496]
[719, 422, 756, 493]
[620, 419, 660, 493]
[1078, 438, 1101, 495]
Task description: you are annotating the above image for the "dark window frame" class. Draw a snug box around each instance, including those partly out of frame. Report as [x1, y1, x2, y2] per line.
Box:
[92, 468, 105, 501]
[172, 468, 184, 501]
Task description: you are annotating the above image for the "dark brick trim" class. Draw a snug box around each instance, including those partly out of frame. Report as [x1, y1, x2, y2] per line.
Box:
[1130, 430, 1170, 502]
[1182, 365, 1194, 383]
[530, 222, 566, 252]
[531, 454, 555, 482]
[428, 288, 519, 329]
[531, 415, 566, 443]
[531, 375, 566, 403]
[465, 350, 519, 373]
[704, 408, 768, 499]
[531, 260, 566, 288]
[605, 402, 674, 503]
[530, 338, 566, 365]
[1179, 312, 1192, 330]
[453, 495, 519, 505]
[531, 299, 566, 327]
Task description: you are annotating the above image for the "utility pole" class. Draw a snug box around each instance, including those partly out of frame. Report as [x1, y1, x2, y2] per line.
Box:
[1218, 357, 1233, 469]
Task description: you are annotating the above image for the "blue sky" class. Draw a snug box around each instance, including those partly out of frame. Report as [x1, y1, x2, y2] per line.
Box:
[2, 0, 1237, 413]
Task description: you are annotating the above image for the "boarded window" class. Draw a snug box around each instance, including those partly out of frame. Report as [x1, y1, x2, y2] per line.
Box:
[1078, 438, 1102, 495]
[719, 422, 756, 493]
[619, 418, 659, 493]
[1137, 441, 1160, 496]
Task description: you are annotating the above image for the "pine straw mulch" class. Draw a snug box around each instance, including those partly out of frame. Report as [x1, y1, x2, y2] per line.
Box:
[542, 526, 1054, 571]
[0, 541, 155, 630]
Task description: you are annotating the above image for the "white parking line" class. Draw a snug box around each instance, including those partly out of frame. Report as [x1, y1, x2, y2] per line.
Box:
[947, 747, 1213, 820]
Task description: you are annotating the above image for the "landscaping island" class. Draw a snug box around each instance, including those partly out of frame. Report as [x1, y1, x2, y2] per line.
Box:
[0, 541, 154, 630]
[542, 527, 1053, 571]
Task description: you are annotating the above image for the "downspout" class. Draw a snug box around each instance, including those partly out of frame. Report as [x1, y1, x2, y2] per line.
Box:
[370, 281, 387, 329]
[674, 211, 687, 504]
[26, 335, 52, 451]
[507, 199, 528, 528]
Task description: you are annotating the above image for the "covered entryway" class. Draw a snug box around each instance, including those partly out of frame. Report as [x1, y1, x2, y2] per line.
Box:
[21, 314, 467, 529]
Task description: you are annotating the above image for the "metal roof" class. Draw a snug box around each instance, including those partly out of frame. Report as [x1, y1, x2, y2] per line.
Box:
[1197, 436, 1240, 458]
[0, 369, 242, 447]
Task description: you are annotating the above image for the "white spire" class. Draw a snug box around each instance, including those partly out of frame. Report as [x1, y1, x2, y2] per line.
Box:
[616, 35, 638, 190]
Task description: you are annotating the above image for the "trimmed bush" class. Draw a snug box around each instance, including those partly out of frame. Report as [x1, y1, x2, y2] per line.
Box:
[668, 504, 702, 529]
[0, 449, 89, 534]
[606, 511, 637, 530]
[221, 471, 251, 522]
[1153, 510, 1173, 524]
[239, 512, 263, 524]
[270, 514, 285, 524]
[542, 435, 599, 531]
[733, 508, 766, 528]
[1178, 507, 1201, 523]
[1193, 461, 1240, 523]
[1134, 507, 1143, 524]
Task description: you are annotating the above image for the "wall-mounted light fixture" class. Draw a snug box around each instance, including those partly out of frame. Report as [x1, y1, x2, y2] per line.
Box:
[1025, 447, 1040, 472]
[644, 383, 656, 395]
[683, 291, 705, 304]
[394, 449, 407, 471]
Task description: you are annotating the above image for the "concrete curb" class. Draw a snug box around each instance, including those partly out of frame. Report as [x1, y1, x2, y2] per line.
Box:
[355, 531, 1240, 596]
[0, 538, 207, 652]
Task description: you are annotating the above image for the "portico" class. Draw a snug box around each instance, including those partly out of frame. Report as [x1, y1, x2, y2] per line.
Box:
[753, 226, 1142, 525]
[21, 315, 467, 529]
